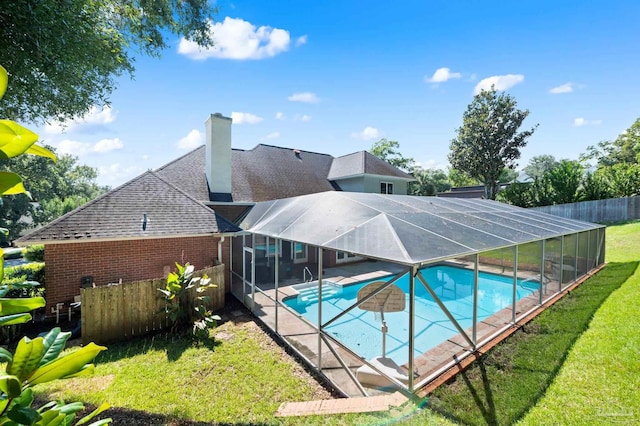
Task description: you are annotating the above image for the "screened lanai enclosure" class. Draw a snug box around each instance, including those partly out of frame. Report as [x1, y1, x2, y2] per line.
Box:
[230, 191, 605, 397]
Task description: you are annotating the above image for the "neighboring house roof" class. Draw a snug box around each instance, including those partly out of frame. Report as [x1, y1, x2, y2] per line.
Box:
[327, 151, 414, 181]
[16, 171, 239, 244]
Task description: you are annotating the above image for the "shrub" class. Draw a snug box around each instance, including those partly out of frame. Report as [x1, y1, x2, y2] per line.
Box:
[158, 262, 220, 340]
[23, 244, 44, 262]
[4, 262, 45, 294]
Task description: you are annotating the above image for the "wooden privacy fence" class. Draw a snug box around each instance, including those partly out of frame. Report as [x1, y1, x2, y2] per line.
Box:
[81, 264, 225, 345]
[533, 196, 640, 223]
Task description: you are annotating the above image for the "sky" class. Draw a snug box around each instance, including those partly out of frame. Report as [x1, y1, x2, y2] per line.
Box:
[34, 0, 640, 188]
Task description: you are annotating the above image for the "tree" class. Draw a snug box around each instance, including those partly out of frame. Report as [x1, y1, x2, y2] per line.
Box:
[0, 0, 217, 123]
[447, 168, 481, 188]
[582, 117, 640, 166]
[0, 147, 108, 243]
[544, 160, 584, 204]
[410, 167, 451, 196]
[448, 87, 538, 199]
[370, 139, 415, 171]
[523, 155, 559, 180]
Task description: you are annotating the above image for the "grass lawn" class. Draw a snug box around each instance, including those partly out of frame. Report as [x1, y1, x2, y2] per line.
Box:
[34, 221, 639, 425]
[35, 310, 450, 425]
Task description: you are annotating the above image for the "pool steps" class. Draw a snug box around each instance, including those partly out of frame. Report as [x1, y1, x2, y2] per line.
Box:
[293, 281, 343, 304]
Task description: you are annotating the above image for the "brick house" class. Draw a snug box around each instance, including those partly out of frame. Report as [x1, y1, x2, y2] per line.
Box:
[17, 113, 414, 314]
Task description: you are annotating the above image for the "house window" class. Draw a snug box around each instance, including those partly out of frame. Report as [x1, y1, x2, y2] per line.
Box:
[336, 251, 362, 264]
[293, 242, 307, 263]
[381, 182, 393, 194]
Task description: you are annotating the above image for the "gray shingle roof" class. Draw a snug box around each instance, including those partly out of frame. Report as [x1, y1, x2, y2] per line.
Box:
[17, 171, 239, 244]
[327, 151, 414, 180]
[231, 145, 337, 202]
[157, 145, 413, 204]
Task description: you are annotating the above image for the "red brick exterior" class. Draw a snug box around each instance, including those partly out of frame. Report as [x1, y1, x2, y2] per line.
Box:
[44, 235, 231, 315]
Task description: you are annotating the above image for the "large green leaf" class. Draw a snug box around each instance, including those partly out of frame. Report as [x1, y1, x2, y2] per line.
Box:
[0, 347, 13, 363]
[8, 404, 41, 425]
[0, 65, 7, 100]
[28, 343, 106, 385]
[76, 403, 111, 426]
[25, 144, 57, 162]
[0, 171, 28, 196]
[0, 120, 39, 159]
[40, 328, 72, 366]
[0, 312, 33, 326]
[0, 374, 22, 398]
[35, 409, 66, 426]
[0, 297, 46, 316]
[8, 337, 45, 382]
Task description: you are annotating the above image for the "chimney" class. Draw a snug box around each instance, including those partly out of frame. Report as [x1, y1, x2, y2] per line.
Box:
[205, 113, 232, 195]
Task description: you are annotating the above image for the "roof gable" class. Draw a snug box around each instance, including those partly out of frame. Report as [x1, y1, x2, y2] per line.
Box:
[327, 151, 414, 181]
[17, 171, 238, 244]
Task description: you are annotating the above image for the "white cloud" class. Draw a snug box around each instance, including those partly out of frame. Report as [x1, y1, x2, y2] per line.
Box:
[474, 74, 525, 94]
[295, 35, 308, 47]
[288, 92, 320, 103]
[549, 83, 575, 94]
[93, 138, 123, 153]
[44, 106, 117, 134]
[300, 114, 312, 122]
[265, 131, 280, 140]
[53, 137, 124, 155]
[425, 67, 462, 83]
[231, 111, 264, 124]
[275, 112, 284, 120]
[177, 129, 204, 150]
[351, 126, 380, 141]
[97, 163, 145, 186]
[178, 17, 291, 60]
[574, 117, 602, 127]
[54, 139, 91, 156]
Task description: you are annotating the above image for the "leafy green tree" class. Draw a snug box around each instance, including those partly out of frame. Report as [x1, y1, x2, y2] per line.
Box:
[544, 160, 584, 204]
[0, 147, 108, 243]
[580, 171, 613, 201]
[410, 167, 451, 196]
[582, 117, 640, 166]
[523, 155, 559, 180]
[447, 168, 481, 187]
[448, 87, 538, 199]
[600, 163, 640, 197]
[1, 0, 217, 123]
[370, 139, 415, 171]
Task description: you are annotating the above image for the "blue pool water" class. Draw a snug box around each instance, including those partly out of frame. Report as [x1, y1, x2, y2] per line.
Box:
[283, 265, 537, 365]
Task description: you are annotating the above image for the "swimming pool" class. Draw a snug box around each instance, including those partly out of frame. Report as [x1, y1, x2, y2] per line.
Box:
[283, 264, 538, 365]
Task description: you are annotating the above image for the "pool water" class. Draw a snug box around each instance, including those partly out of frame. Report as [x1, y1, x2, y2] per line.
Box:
[283, 265, 538, 365]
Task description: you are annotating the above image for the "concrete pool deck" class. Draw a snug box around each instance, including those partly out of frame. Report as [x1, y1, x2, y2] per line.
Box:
[232, 259, 603, 398]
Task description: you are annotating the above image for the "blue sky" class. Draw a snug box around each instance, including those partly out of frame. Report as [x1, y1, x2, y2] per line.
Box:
[35, 0, 640, 187]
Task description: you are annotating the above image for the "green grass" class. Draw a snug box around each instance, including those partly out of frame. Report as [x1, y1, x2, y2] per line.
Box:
[36, 317, 449, 425]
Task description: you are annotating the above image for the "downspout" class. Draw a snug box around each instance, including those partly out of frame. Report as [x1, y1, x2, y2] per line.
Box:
[217, 236, 225, 264]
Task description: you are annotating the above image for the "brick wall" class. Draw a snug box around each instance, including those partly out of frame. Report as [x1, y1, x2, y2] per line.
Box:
[44, 235, 231, 315]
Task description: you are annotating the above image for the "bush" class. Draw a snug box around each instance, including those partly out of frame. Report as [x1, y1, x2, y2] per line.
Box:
[3, 262, 45, 298]
[24, 244, 45, 262]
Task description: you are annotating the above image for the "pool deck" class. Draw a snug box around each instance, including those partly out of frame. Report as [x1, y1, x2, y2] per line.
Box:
[236, 259, 598, 399]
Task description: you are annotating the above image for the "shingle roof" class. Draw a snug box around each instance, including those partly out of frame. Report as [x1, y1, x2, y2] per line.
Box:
[231, 145, 337, 202]
[157, 145, 413, 204]
[16, 171, 239, 244]
[327, 151, 414, 180]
